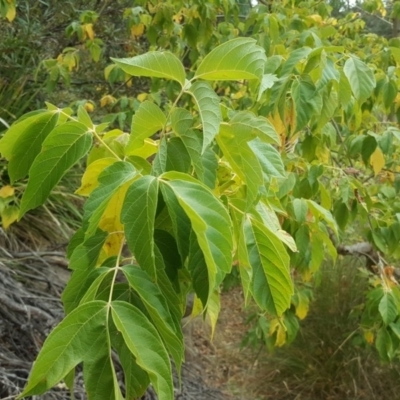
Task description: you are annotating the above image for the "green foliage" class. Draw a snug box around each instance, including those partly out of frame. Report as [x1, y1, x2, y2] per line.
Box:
[3, 0, 400, 398]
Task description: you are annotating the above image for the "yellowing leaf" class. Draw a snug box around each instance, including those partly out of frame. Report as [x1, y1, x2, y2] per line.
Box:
[100, 95, 117, 107]
[206, 290, 220, 339]
[190, 295, 203, 319]
[275, 323, 286, 347]
[269, 318, 286, 347]
[137, 93, 148, 102]
[84, 23, 95, 40]
[370, 147, 385, 176]
[316, 145, 330, 164]
[84, 102, 94, 113]
[0, 185, 15, 198]
[98, 183, 130, 258]
[268, 112, 286, 139]
[309, 14, 322, 24]
[6, 3, 16, 22]
[2, 205, 19, 229]
[295, 296, 310, 320]
[364, 330, 374, 344]
[173, 13, 183, 23]
[131, 23, 145, 37]
[76, 158, 117, 196]
[128, 138, 158, 158]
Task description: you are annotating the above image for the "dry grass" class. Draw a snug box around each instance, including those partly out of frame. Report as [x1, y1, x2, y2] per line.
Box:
[188, 261, 400, 400]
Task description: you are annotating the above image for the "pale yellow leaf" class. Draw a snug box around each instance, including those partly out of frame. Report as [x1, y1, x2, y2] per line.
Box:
[76, 158, 117, 196]
[98, 183, 130, 259]
[131, 23, 145, 37]
[364, 330, 374, 344]
[137, 93, 148, 102]
[269, 319, 287, 347]
[206, 290, 221, 339]
[1, 205, 19, 229]
[84, 23, 95, 40]
[189, 295, 203, 319]
[84, 102, 94, 113]
[6, 4, 16, 22]
[0, 185, 14, 198]
[100, 95, 117, 107]
[370, 147, 385, 176]
[295, 295, 310, 320]
[126, 138, 158, 158]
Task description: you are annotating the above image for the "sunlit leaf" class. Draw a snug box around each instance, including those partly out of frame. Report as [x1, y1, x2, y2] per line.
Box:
[112, 51, 186, 86]
[126, 101, 166, 153]
[195, 37, 266, 81]
[186, 81, 221, 152]
[244, 216, 293, 316]
[18, 301, 108, 398]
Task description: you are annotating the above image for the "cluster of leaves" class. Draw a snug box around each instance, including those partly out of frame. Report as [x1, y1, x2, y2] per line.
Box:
[3, 0, 400, 398]
[1, 38, 295, 399]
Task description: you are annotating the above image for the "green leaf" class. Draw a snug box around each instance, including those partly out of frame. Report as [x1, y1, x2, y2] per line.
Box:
[171, 108, 217, 187]
[292, 78, 322, 132]
[84, 351, 121, 400]
[126, 101, 166, 153]
[307, 199, 338, 236]
[152, 136, 168, 176]
[166, 137, 191, 173]
[18, 301, 108, 398]
[187, 81, 221, 153]
[154, 229, 182, 286]
[217, 124, 263, 205]
[19, 121, 92, 217]
[194, 37, 266, 81]
[155, 256, 185, 327]
[0, 110, 50, 159]
[227, 111, 280, 145]
[258, 73, 279, 101]
[292, 198, 308, 223]
[83, 161, 137, 237]
[248, 138, 286, 180]
[379, 292, 398, 325]
[77, 105, 93, 129]
[188, 231, 210, 307]
[111, 301, 173, 400]
[343, 56, 376, 104]
[254, 202, 297, 253]
[244, 216, 293, 316]
[159, 185, 191, 264]
[122, 176, 159, 279]
[376, 326, 393, 362]
[171, 108, 194, 135]
[0, 110, 59, 183]
[281, 47, 312, 76]
[160, 172, 233, 296]
[122, 265, 184, 372]
[112, 332, 150, 399]
[62, 232, 107, 313]
[111, 51, 186, 86]
[316, 84, 338, 130]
